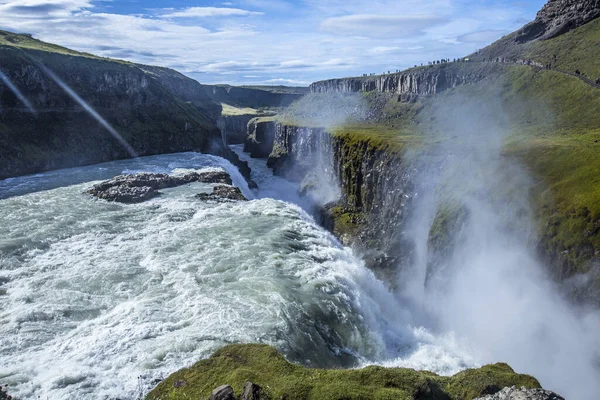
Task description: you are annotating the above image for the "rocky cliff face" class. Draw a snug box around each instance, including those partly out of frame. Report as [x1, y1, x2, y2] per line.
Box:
[309, 63, 506, 97]
[244, 118, 277, 158]
[516, 0, 600, 42]
[221, 114, 257, 145]
[0, 37, 223, 180]
[204, 85, 303, 108]
[265, 123, 416, 275]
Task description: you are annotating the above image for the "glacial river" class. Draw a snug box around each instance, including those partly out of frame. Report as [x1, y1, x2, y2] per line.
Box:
[0, 152, 472, 399]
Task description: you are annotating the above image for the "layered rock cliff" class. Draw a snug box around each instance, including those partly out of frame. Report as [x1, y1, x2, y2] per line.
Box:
[516, 0, 600, 42]
[263, 122, 416, 275]
[0, 31, 223, 180]
[309, 63, 507, 97]
[244, 118, 277, 158]
[221, 114, 257, 145]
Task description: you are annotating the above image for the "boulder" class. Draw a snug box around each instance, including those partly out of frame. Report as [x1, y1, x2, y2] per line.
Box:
[474, 386, 565, 400]
[88, 170, 235, 203]
[209, 385, 235, 400]
[94, 185, 158, 204]
[177, 171, 232, 185]
[197, 185, 247, 202]
[241, 382, 263, 400]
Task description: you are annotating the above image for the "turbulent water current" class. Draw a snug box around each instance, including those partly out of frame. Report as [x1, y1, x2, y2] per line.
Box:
[0, 152, 473, 400]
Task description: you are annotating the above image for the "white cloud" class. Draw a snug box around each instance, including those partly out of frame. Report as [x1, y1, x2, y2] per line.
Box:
[321, 14, 447, 38]
[0, 0, 542, 84]
[161, 7, 263, 18]
[264, 78, 310, 85]
[457, 29, 508, 44]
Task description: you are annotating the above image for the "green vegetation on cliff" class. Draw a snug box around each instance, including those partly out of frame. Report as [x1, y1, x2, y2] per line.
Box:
[0, 30, 104, 60]
[298, 17, 600, 295]
[146, 344, 540, 400]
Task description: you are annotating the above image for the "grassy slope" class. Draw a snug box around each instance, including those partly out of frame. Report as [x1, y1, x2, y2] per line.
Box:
[147, 344, 540, 400]
[0, 29, 124, 62]
[524, 18, 600, 80]
[502, 66, 600, 278]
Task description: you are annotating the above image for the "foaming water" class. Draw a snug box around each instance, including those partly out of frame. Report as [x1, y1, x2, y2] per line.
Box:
[0, 152, 474, 399]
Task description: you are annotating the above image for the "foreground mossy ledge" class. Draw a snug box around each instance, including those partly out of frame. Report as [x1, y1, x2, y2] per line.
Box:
[146, 344, 540, 400]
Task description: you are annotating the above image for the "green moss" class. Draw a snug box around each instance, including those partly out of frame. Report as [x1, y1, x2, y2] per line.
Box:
[328, 206, 365, 238]
[428, 203, 469, 253]
[146, 344, 540, 400]
[508, 130, 600, 277]
[444, 363, 538, 400]
[329, 124, 421, 154]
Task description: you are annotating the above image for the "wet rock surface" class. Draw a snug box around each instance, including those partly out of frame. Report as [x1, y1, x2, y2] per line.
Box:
[209, 385, 235, 400]
[196, 185, 247, 202]
[87, 171, 233, 203]
[474, 386, 565, 400]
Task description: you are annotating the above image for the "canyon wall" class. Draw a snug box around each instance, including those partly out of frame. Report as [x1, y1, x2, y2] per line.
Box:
[0, 37, 224, 180]
[258, 120, 599, 301]
[264, 122, 417, 276]
[309, 63, 507, 97]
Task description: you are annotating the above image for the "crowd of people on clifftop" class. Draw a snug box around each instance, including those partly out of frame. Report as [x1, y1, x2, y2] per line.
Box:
[362, 53, 600, 87]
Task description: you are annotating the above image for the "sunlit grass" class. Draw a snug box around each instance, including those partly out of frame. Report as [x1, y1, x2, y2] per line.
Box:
[146, 344, 540, 400]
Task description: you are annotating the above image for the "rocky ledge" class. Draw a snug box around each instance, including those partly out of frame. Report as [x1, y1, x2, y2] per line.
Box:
[474, 386, 565, 400]
[87, 171, 233, 203]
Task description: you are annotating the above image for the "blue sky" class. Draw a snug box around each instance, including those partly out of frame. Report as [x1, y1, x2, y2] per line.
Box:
[0, 0, 546, 86]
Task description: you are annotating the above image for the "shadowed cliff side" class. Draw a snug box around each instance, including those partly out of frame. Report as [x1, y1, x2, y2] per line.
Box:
[0, 30, 224, 180]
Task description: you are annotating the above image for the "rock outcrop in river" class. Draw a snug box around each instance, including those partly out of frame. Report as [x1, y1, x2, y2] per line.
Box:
[88, 171, 235, 203]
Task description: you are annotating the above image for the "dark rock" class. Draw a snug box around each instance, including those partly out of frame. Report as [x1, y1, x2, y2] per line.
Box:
[197, 185, 247, 202]
[209, 384, 235, 400]
[92, 185, 158, 203]
[515, 0, 600, 42]
[88, 170, 235, 203]
[0, 32, 224, 181]
[241, 382, 263, 400]
[473, 386, 565, 400]
[220, 115, 257, 145]
[244, 119, 276, 158]
[176, 171, 233, 185]
[173, 380, 186, 388]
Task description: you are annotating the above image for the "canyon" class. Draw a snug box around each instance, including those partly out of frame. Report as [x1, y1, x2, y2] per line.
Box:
[1, 0, 600, 399]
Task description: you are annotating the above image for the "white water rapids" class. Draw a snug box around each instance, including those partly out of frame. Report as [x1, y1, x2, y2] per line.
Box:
[0, 152, 474, 400]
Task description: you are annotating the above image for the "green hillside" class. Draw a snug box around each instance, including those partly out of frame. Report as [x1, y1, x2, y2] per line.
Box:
[147, 344, 540, 400]
[284, 17, 600, 298]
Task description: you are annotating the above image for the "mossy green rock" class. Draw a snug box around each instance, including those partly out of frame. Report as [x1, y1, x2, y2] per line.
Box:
[146, 344, 540, 400]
